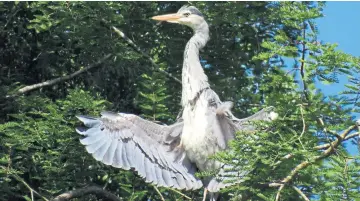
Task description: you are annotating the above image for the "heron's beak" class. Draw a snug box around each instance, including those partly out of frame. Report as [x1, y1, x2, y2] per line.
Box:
[151, 13, 182, 23]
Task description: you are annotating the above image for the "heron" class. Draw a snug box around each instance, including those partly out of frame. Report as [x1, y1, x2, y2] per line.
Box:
[76, 5, 277, 200]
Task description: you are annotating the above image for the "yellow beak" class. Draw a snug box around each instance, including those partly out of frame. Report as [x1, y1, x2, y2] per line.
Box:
[151, 13, 182, 22]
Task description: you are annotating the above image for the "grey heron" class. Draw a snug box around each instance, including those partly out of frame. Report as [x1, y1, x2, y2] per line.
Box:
[76, 5, 277, 200]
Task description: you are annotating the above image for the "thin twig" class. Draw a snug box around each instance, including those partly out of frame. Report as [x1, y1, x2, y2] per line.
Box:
[166, 187, 192, 200]
[153, 186, 165, 201]
[275, 184, 285, 201]
[3, 3, 21, 29]
[292, 186, 310, 201]
[317, 117, 342, 158]
[111, 26, 181, 84]
[318, 118, 342, 140]
[299, 22, 310, 102]
[9, 173, 49, 201]
[273, 154, 293, 167]
[299, 104, 306, 139]
[298, 104, 306, 150]
[7, 23, 181, 99]
[7, 54, 112, 98]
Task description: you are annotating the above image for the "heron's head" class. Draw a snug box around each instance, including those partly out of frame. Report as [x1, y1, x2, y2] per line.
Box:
[152, 5, 205, 30]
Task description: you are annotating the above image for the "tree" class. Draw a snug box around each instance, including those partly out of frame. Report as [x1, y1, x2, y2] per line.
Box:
[0, 2, 359, 201]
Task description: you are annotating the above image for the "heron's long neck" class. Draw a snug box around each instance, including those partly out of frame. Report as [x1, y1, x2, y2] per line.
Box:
[181, 22, 210, 106]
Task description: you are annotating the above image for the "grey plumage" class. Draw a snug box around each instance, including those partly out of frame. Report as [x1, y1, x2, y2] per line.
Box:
[178, 5, 204, 17]
[77, 112, 203, 190]
[76, 5, 277, 200]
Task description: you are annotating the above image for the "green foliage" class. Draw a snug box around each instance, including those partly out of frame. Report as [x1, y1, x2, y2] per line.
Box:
[0, 89, 109, 199]
[136, 72, 174, 122]
[212, 2, 360, 200]
[315, 156, 360, 200]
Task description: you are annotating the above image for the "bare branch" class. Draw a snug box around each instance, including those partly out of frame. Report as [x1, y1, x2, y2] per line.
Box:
[5, 170, 49, 201]
[273, 154, 294, 167]
[7, 54, 112, 98]
[314, 143, 330, 150]
[315, 132, 359, 150]
[297, 104, 306, 150]
[51, 186, 120, 201]
[7, 21, 182, 98]
[299, 104, 306, 139]
[267, 182, 283, 188]
[1, 165, 48, 201]
[292, 186, 310, 201]
[153, 186, 165, 201]
[166, 187, 192, 200]
[275, 184, 285, 201]
[318, 118, 342, 139]
[345, 132, 360, 140]
[111, 26, 181, 84]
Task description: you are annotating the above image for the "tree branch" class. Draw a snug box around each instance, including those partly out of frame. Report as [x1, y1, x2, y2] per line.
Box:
[166, 187, 192, 200]
[153, 186, 165, 201]
[292, 186, 310, 201]
[266, 124, 357, 200]
[314, 132, 359, 150]
[111, 26, 181, 84]
[7, 20, 182, 98]
[275, 184, 285, 201]
[51, 186, 120, 201]
[280, 124, 357, 185]
[300, 22, 310, 102]
[7, 54, 112, 98]
[273, 153, 294, 167]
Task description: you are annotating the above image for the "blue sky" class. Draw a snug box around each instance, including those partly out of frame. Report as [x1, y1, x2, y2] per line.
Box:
[315, 2, 360, 155]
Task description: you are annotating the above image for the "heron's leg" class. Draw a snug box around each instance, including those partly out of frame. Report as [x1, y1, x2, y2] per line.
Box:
[209, 192, 219, 201]
[202, 188, 208, 201]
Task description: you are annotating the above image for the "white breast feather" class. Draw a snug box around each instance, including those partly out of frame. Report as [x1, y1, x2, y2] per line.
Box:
[181, 94, 220, 170]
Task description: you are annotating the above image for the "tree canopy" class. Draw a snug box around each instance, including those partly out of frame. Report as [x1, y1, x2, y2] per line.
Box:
[0, 2, 359, 201]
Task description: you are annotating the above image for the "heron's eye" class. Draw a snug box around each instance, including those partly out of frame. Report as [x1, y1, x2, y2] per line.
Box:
[184, 13, 190, 17]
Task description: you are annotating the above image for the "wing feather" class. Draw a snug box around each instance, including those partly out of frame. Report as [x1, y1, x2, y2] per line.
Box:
[205, 106, 277, 192]
[175, 172, 187, 189]
[154, 165, 165, 187]
[234, 106, 277, 131]
[112, 142, 123, 168]
[102, 140, 118, 165]
[120, 140, 131, 170]
[144, 157, 153, 182]
[133, 147, 146, 178]
[76, 112, 202, 190]
[86, 136, 107, 154]
[161, 168, 172, 187]
[93, 139, 112, 161]
[79, 129, 103, 145]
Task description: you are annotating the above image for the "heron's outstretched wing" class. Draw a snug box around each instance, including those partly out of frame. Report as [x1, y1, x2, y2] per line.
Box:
[212, 103, 277, 149]
[76, 112, 202, 190]
[234, 106, 278, 132]
[207, 105, 278, 192]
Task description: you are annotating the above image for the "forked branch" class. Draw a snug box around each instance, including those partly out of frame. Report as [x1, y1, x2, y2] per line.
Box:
[271, 124, 358, 199]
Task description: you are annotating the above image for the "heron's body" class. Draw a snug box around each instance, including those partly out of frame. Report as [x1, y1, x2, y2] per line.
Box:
[76, 5, 277, 200]
[178, 7, 233, 173]
[182, 89, 222, 170]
